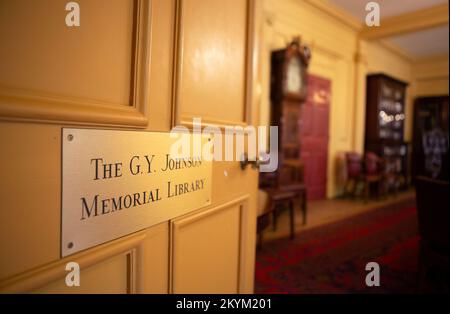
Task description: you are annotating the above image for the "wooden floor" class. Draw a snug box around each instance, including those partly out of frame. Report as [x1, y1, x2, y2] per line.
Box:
[259, 189, 416, 243]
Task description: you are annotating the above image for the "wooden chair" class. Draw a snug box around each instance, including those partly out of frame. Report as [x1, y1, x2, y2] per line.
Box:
[260, 161, 308, 226]
[344, 152, 363, 197]
[415, 176, 449, 292]
[257, 188, 297, 248]
[362, 152, 384, 201]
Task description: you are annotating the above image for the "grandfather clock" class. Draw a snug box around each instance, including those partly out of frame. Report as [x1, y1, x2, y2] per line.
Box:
[260, 38, 311, 189]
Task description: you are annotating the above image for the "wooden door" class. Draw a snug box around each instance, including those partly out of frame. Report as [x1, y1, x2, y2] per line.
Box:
[0, 0, 258, 293]
[300, 74, 331, 200]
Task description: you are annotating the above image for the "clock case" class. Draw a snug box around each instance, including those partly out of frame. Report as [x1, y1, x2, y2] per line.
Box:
[271, 39, 309, 102]
[260, 39, 311, 188]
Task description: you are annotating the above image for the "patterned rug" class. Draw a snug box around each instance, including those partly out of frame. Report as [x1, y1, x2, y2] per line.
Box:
[255, 201, 419, 293]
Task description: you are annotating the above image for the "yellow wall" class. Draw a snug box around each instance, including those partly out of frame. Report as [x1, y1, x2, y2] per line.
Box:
[412, 54, 449, 97]
[258, 0, 449, 198]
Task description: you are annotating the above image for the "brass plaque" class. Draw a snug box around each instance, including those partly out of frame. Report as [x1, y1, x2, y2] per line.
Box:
[62, 128, 212, 257]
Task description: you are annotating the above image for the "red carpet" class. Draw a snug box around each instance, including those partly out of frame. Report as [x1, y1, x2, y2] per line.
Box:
[255, 201, 419, 293]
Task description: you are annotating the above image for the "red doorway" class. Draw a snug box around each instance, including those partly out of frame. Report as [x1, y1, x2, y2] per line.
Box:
[300, 74, 331, 200]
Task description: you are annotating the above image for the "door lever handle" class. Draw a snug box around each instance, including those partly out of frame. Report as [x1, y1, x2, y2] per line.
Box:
[239, 153, 269, 170]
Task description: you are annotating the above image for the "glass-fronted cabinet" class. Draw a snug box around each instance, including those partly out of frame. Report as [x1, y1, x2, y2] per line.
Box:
[365, 73, 409, 190]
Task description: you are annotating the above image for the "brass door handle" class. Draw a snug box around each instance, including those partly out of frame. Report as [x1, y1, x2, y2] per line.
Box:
[239, 153, 270, 170]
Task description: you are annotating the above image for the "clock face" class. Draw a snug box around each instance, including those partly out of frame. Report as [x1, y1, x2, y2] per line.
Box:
[286, 57, 302, 94]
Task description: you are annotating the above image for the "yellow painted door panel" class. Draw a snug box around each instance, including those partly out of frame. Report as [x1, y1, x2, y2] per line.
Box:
[175, 0, 249, 125]
[171, 201, 242, 293]
[0, 0, 135, 106]
[35, 253, 130, 294]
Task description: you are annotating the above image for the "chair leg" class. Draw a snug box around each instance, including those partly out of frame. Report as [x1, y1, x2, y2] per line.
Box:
[354, 179, 363, 199]
[289, 200, 295, 239]
[344, 179, 354, 198]
[344, 180, 350, 197]
[376, 180, 382, 200]
[363, 181, 370, 203]
[301, 191, 307, 225]
[272, 205, 278, 231]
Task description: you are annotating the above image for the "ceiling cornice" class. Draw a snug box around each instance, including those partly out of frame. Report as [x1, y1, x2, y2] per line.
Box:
[359, 3, 449, 40]
[302, 0, 362, 32]
[378, 40, 414, 62]
[412, 53, 449, 63]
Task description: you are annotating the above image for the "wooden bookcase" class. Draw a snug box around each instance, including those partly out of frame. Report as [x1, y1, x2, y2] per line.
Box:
[365, 73, 409, 189]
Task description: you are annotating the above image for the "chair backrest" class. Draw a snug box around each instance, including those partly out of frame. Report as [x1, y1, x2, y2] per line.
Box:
[345, 152, 362, 179]
[415, 176, 449, 251]
[365, 152, 382, 176]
